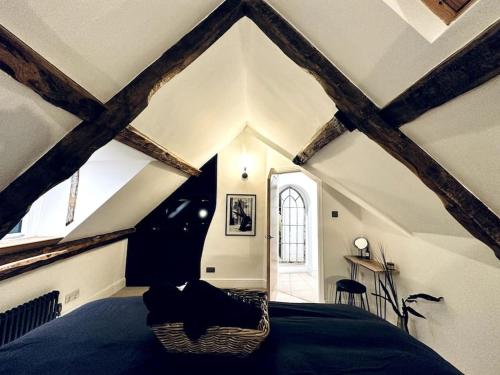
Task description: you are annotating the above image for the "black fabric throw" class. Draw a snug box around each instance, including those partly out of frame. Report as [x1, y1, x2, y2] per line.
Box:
[143, 282, 184, 325]
[182, 280, 261, 340]
[143, 280, 261, 340]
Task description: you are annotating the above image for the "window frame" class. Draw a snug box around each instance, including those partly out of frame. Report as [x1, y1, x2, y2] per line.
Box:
[3, 220, 25, 239]
[278, 186, 307, 265]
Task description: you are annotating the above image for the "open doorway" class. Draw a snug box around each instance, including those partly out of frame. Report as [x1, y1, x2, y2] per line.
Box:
[267, 171, 321, 303]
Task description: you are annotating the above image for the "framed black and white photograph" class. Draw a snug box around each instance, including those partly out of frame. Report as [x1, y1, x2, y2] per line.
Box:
[225, 194, 256, 236]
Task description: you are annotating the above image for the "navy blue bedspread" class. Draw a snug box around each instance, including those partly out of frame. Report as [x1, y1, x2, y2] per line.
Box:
[0, 297, 461, 374]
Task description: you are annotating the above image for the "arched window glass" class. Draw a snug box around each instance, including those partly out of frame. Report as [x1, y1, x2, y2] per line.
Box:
[279, 187, 306, 264]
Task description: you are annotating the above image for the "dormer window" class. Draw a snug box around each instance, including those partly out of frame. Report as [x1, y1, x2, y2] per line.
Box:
[422, 0, 476, 24]
[5, 221, 23, 238]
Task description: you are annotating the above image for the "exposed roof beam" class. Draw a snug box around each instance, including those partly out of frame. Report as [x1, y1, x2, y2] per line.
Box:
[0, 229, 134, 281]
[292, 114, 350, 165]
[380, 19, 500, 128]
[115, 126, 201, 177]
[0, 25, 106, 121]
[293, 19, 500, 161]
[0, 0, 244, 239]
[245, 0, 500, 258]
[1, 0, 498, 259]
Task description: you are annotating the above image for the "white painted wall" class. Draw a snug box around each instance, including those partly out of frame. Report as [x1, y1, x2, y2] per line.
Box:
[32, 159, 147, 238]
[1, 141, 153, 241]
[63, 162, 187, 242]
[321, 183, 364, 283]
[201, 130, 368, 296]
[202, 131, 268, 289]
[360, 210, 500, 375]
[0, 240, 127, 315]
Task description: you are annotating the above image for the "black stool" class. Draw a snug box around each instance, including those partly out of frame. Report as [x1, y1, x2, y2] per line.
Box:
[335, 279, 370, 312]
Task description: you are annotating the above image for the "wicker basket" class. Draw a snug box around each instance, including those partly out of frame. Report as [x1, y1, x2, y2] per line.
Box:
[151, 289, 269, 357]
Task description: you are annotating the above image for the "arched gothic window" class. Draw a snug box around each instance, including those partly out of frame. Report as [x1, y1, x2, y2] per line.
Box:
[279, 187, 306, 264]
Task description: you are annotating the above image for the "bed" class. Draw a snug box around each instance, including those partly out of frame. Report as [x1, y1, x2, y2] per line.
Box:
[0, 297, 461, 374]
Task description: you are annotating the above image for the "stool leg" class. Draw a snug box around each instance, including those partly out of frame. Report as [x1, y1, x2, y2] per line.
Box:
[360, 296, 365, 310]
[365, 293, 370, 312]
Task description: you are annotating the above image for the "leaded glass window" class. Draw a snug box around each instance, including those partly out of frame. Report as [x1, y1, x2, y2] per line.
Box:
[279, 187, 306, 264]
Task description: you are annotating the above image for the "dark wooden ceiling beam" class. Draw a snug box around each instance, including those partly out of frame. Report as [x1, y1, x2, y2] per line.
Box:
[0, 229, 134, 281]
[0, 0, 244, 239]
[293, 115, 349, 165]
[293, 19, 500, 160]
[0, 25, 106, 121]
[380, 19, 500, 128]
[115, 126, 201, 177]
[244, 0, 500, 258]
[1, 0, 498, 259]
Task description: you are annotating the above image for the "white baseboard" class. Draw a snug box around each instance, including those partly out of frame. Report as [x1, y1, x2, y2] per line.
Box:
[90, 277, 126, 300]
[201, 278, 266, 289]
[62, 278, 126, 315]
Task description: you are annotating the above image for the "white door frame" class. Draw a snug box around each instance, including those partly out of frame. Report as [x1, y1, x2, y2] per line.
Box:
[268, 168, 324, 303]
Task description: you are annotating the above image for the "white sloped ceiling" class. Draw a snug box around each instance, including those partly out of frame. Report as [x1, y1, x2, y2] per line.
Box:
[0, 0, 223, 195]
[401, 76, 500, 217]
[0, 1, 498, 247]
[239, 18, 336, 154]
[0, 0, 224, 102]
[266, 0, 500, 106]
[63, 162, 187, 242]
[130, 19, 248, 169]
[0, 72, 79, 193]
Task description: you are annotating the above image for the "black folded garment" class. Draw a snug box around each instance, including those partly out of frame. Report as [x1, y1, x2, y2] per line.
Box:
[182, 280, 262, 341]
[143, 282, 184, 325]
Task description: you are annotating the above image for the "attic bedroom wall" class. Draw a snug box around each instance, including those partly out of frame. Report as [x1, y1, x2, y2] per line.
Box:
[201, 131, 268, 288]
[2, 141, 153, 239]
[201, 129, 367, 291]
[63, 162, 187, 242]
[0, 240, 127, 315]
[359, 210, 500, 375]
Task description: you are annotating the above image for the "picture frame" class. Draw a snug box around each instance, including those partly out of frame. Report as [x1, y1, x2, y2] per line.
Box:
[225, 194, 256, 236]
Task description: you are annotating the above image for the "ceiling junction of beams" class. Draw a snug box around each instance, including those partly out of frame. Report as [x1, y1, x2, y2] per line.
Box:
[0, 0, 498, 259]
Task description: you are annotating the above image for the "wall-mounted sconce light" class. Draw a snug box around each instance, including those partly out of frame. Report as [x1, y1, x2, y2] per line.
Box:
[240, 149, 251, 180]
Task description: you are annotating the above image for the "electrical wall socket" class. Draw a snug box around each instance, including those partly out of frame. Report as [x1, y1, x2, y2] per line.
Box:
[206, 267, 216, 273]
[64, 289, 80, 304]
